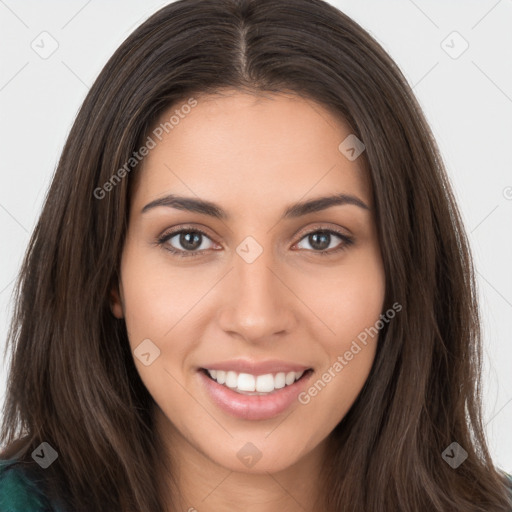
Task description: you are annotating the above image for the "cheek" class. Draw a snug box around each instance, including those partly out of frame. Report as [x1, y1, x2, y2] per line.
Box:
[296, 246, 385, 349]
[119, 245, 205, 348]
[294, 249, 385, 419]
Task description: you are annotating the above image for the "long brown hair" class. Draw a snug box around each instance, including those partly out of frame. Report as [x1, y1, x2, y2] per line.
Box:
[1, 0, 510, 510]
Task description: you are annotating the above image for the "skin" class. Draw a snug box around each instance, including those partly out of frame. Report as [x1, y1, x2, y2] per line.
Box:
[110, 90, 385, 512]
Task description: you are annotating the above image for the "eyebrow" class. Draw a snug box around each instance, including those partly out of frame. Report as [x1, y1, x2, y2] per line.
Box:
[141, 193, 370, 219]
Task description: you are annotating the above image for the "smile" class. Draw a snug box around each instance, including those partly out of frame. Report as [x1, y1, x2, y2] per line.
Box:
[199, 365, 314, 420]
[203, 369, 308, 395]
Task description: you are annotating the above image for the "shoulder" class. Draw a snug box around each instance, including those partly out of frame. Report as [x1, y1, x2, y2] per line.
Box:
[0, 458, 54, 512]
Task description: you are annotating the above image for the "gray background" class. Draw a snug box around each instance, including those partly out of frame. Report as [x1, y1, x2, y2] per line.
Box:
[1, 0, 511, 471]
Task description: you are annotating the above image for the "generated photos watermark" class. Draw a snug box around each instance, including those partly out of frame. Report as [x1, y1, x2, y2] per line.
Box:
[93, 97, 197, 200]
[298, 302, 402, 405]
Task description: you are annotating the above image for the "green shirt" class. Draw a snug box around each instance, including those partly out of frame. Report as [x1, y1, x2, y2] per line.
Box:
[0, 459, 63, 512]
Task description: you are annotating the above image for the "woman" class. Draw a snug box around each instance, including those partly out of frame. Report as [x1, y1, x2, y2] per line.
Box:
[1, 0, 511, 510]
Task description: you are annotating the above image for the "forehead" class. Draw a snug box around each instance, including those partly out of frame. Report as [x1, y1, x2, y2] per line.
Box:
[131, 90, 371, 212]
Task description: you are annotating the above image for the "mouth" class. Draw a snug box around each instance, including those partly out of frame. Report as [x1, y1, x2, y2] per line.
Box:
[200, 368, 313, 395]
[198, 365, 314, 421]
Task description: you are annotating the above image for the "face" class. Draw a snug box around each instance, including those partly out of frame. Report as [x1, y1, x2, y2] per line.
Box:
[111, 90, 385, 475]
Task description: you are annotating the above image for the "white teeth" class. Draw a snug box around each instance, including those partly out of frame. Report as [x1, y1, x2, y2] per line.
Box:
[285, 371, 296, 386]
[274, 372, 286, 389]
[225, 371, 238, 388]
[237, 373, 256, 392]
[255, 374, 274, 393]
[205, 368, 307, 394]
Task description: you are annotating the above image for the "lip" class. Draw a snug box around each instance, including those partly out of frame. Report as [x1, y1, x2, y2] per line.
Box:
[198, 366, 313, 421]
[199, 358, 311, 376]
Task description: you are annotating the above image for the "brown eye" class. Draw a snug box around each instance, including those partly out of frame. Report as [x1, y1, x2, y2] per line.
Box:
[158, 228, 216, 257]
[295, 229, 354, 256]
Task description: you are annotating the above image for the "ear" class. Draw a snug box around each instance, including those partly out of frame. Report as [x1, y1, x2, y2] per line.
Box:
[109, 283, 124, 319]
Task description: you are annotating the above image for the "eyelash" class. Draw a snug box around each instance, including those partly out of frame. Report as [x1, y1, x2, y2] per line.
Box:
[156, 225, 354, 258]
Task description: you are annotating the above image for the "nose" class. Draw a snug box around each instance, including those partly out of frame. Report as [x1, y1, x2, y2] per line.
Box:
[216, 244, 297, 344]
